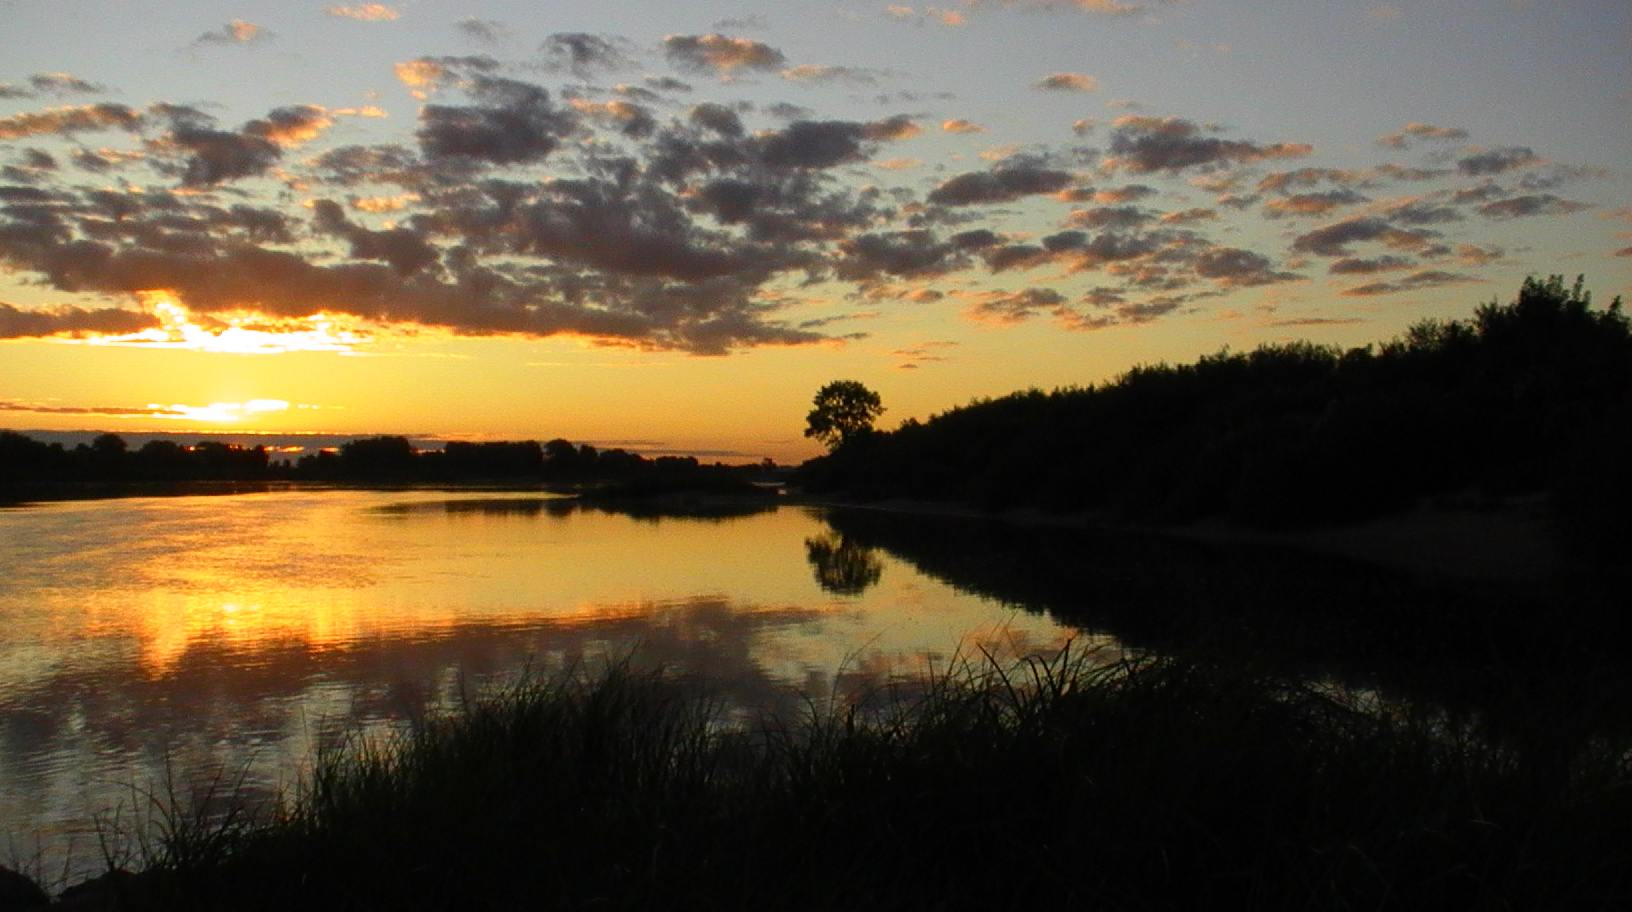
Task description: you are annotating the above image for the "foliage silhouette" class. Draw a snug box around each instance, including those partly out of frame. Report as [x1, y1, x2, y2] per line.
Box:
[792, 276, 1629, 566]
[804, 380, 884, 450]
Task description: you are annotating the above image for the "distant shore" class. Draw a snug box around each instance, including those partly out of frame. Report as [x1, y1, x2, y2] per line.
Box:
[792, 492, 1568, 595]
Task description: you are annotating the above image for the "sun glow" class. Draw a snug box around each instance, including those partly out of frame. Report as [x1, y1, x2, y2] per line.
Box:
[75, 290, 372, 354]
[147, 399, 292, 422]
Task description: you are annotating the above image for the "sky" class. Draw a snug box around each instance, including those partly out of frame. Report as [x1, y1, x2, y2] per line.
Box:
[1, 0, 1627, 462]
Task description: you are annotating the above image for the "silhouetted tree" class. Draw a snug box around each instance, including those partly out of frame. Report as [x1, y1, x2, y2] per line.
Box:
[805, 381, 884, 450]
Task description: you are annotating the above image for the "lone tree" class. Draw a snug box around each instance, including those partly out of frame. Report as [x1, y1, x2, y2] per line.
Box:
[805, 380, 884, 450]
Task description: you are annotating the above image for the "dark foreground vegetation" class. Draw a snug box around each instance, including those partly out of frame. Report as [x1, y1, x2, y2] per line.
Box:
[795, 276, 1630, 567]
[0, 432, 780, 503]
[6, 655, 1627, 912]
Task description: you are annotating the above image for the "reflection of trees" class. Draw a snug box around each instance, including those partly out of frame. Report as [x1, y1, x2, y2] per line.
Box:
[804, 532, 883, 595]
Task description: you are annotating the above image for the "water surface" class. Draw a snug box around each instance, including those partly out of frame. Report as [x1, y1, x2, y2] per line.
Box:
[0, 490, 1084, 881]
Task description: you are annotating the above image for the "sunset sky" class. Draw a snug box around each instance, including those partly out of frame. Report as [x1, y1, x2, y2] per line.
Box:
[1, 0, 1627, 462]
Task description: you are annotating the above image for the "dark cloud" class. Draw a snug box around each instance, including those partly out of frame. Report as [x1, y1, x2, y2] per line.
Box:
[1191, 247, 1298, 287]
[965, 287, 1067, 324]
[1476, 194, 1592, 220]
[1329, 255, 1415, 275]
[540, 33, 634, 72]
[0, 301, 155, 338]
[1456, 146, 1538, 176]
[1064, 205, 1150, 229]
[0, 50, 1593, 356]
[311, 199, 439, 275]
[1377, 122, 1468, 148]
[1159, 207, 1217, 225]
[1262, 189, 1367, 218]
[152, 124, 282, 187]
[1290, 216, 1438, 257]
[0, 104, 142, 140]
[689, 103, 744, 137]
[456, 18, 507, 45]
[663, 34, 787, 74]
[1379, 198, 1462, 225]
[927, 166, 1074, 205]
[1106, 116, 1311, 174]
[756, 118, 911, 169]
[193, 21, 269, 46]
[1034, 73, 1096, 92]
[1339, 269, 1479, 297]
[14, 72, 107, 97]
[417, 77, 576, 165]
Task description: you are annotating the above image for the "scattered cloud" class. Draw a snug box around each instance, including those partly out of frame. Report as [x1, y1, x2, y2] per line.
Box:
[1476, 194, 1592, 220]
[663, 34, 787, 74]
[327, 4, 399, 21]
[455, 18, 508, 45]
[1035, 73, 1097, 92]
[0, 27, 1609, 354]
[1104, 116, 1312, 173]
[193, 21, 268, 46]
[1340, 269, 1480, 297]
[1377, 122, 1468, 148]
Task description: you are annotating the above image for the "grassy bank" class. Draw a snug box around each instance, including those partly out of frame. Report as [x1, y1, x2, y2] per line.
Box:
[41, 653, 1632, 911]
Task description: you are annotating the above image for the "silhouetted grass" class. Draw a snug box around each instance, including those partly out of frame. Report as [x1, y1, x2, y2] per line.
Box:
[69, 652, 1632, 911]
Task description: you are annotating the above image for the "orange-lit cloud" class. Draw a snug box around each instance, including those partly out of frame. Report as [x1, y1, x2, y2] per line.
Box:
[195, 21, 267, 45]
[327, 4, 399, 21]
[1035, 73, 1097, 92]
[65, 291, 372, 354]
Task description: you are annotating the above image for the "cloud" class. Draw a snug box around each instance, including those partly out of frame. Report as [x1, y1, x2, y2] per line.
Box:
[540, 33, 634, 73]
[1456, 146, 1538, 176]
[456, 19, 508, 45]
[1475, 194, 1592, 220]
[1104, 116, 1312, 173]
[782, 65, 880, 86]
[416, 77, 576, 165]
[1262, 189, 1368, 218]
[973, 0, 1143, 15]
[1191, 247, 1299, 287]
[0, 104, 141, 140]
[1340, 269, 1479, 296]
[0, 72, 107, 99]
[927, 166, 1076, 205]
[327, 4, 399, 20]
[941, 119, 987, 134]
[963, 287, 1069, 324]
[1160, 207, 1217, 225]
[1328, 255, 1415, 275]
[194, 21, 268, 46]
[1035, 73, 1097, 92]
[1377, 122, 1468, 148]
[0, 301, 156, 338]
[1290, 216, 1438, 257]
[663, 34, 787, 74]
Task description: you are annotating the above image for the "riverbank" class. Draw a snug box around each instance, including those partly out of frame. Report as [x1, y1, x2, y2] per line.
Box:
[7, 655, 1625, 911]
[791, 491, 1578, 597]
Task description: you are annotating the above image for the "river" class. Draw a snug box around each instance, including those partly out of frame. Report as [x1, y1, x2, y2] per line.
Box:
[0, 490, 1090, 883]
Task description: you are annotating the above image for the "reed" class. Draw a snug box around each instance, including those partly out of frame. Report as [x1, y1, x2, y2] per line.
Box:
[80, 650, 1630, 911]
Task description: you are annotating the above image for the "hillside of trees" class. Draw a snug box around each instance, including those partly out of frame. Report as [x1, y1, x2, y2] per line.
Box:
[794, 276, 1630, 565]
[0, 432, 777, 497]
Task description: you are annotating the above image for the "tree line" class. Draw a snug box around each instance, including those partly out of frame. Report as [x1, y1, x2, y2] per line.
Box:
[0, 432, 778, 489]
[794, 276, 1630, 564]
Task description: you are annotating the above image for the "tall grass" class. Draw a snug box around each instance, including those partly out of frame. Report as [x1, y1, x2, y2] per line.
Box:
[96, 651, 1630, 911]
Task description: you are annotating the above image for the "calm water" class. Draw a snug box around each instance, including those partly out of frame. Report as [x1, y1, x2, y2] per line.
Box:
[0, 490, 1088, 881]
